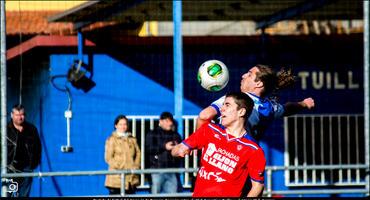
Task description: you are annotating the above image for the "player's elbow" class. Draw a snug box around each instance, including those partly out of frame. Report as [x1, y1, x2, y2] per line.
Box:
[247, 184, 264, 197]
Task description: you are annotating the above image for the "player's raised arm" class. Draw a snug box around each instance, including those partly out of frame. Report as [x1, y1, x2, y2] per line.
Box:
[171, 143, 190, 158]
[196, 106, 218, 129]
[284, 97, 315, 116]
[247, 180, 264, 197]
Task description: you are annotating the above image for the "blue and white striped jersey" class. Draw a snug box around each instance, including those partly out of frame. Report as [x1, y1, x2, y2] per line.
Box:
[210, 92, 285, 140]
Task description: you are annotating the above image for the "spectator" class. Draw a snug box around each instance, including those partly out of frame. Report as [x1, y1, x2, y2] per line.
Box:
[145, 112, 182, 194]
[105, 115, 141, 195]
[5, 104, 42, 197]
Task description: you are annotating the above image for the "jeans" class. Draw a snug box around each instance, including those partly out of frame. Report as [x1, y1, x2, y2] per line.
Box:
[151, 173, 178, 194]
[16, 176, 32, 197]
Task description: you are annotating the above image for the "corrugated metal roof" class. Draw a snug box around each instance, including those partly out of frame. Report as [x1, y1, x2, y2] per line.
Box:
[48, 0, 363, 30]
[6, 11, 74, 35]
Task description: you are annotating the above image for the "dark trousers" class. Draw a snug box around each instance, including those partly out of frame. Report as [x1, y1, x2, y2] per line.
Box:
[107, 186, 135, 195]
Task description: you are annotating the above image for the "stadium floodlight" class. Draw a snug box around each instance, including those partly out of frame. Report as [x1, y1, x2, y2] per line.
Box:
[67, 60, 96, 93]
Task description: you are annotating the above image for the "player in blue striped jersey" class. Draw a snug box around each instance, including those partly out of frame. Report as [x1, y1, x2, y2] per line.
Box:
[197, 64, 315, 140]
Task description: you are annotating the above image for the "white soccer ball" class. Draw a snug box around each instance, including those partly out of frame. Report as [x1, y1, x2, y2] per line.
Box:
[197, 60, 229, 92]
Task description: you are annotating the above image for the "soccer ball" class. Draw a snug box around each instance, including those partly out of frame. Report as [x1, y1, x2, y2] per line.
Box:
[197, 60, 229, 92]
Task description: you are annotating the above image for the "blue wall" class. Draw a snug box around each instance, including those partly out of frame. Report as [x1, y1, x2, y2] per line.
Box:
[31, 54, 201, 196]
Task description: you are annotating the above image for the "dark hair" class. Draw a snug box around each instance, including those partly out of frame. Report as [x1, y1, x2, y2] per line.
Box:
[12, 104, 25, 113]
[225, 92, 254, 118]
[160, 111, 174, 121]
[114, 115, 128, 127]
[255, 64, 295, 96]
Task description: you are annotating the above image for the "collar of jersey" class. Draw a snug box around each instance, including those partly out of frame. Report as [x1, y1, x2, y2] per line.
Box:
[246, 92, 273, 117]
[210, 123, 260, 150]
[209, 123, 247, 142]
[243, 133, 258, 144]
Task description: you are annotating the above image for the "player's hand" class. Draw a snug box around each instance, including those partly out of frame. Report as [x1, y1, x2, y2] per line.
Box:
[171, 143, 190, 157]
[178, 148, 190, 157]
[302, 97, 315, 109]
[165, 141, 176, 150]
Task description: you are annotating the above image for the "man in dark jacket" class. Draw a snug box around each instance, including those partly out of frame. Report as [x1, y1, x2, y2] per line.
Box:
[5, 104, 41, 197]
[145, 112, 182, 194]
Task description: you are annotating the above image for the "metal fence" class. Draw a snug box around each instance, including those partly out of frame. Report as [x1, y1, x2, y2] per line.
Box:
[2, 165, 368, 197]
[284, 114, 367, 187]
[2, 115, 369, 197]
[126, 115, 199, 188]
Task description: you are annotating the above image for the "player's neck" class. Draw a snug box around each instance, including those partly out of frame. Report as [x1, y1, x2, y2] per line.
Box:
[246, 89, 262, 98]
[225, 122, 246, 138]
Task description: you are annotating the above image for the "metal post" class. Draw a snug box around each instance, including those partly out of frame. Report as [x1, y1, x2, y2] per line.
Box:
[363, 0, 370, 197]
[266, 169, 272, 197]
[0, 0, 8, 197]
[173, 0, 183, 138]
[65, 110, 72, 147]
[120, 173, 126, 197]
[283, 117, 289, 186]
[61, 88, 73, 153]
[77, 31, 83, 61]
[140, 118, 145, 185]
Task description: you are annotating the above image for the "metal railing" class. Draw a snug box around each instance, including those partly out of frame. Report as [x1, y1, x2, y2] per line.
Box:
[2, 115, 368, 197]
[264, 165, 369, 197]
[284, 114, 367, 187]
[1, 168, 196, 197]
[126, 115, 199, 188]
[2, 164, 369, 197]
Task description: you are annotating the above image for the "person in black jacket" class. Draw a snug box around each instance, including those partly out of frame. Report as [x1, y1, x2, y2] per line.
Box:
[5, 104, 41, 197]
[145, 112, 182, 194]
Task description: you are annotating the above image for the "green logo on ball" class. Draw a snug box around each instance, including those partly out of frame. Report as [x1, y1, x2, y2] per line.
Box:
[207, 63, 222, 77]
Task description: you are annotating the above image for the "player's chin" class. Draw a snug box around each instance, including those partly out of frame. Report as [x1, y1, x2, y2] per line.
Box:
[221, 120, 230, 127]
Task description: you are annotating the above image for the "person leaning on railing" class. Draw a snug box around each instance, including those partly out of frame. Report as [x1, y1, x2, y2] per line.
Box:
[4, 104, 42, 197]
[145, 112, 182, 194]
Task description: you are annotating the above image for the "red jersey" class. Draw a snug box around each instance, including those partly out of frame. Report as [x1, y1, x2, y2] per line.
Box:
[183, 123, 266, 197]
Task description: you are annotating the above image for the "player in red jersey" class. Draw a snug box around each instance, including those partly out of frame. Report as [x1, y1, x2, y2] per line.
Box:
[172, 92, 265, 197]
